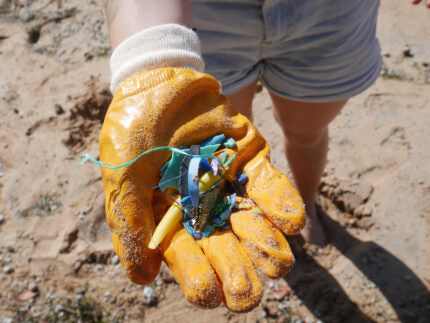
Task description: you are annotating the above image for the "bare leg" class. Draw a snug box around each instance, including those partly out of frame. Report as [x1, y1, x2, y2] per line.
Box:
[227, 81, 258, 121]
[269, 93, 347, 246]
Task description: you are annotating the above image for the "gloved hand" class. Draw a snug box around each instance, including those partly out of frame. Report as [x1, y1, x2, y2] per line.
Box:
[99, 67, 305, 312]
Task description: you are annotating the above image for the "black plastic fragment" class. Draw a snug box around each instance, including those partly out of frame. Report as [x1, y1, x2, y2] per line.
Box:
[226, 179, 246, 197]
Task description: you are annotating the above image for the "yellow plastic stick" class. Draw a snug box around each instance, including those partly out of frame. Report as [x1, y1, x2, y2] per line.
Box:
[148, 172, 221, 249]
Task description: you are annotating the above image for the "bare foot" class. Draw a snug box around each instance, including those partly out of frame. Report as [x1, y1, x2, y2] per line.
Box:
[301, 202, 327, 247]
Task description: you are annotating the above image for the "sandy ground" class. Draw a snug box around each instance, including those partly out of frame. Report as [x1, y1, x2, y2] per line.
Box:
[0, 0, 429, 322]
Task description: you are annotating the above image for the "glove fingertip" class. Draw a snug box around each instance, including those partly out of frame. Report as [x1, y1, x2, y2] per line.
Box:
[112, 233, 162, 285]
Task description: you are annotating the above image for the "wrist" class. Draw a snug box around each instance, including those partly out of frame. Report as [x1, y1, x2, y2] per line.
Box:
[106, 0, 193, 49]
[110, 24, 204, 94]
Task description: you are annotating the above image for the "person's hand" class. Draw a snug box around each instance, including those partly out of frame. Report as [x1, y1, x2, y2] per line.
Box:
[99, 67, 305, 312]
[411, 0, 430, 9]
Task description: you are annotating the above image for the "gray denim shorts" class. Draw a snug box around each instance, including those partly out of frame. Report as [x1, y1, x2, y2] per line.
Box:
[191, 0, 382, 102]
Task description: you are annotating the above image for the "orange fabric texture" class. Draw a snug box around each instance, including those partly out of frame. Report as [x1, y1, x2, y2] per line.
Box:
[99, 68, 305, 312]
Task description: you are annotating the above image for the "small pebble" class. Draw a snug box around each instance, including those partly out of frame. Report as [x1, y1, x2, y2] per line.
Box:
[29, 282, 38, 292]
[0, 214, 4, 224]
[111, 255, 120, 265]
[155, 277, 163, 286]
[142, 286, 156, 305]
[54, 104, 65, 115]
[103, 291, 111, 302]
[3, 266, 14, 274]
[403, 48, 413, 58]
[75, 287, 84, 295]
[22, 12, 35, 22]
[267, 281, 275, 290]
[45, 292, 54, 300]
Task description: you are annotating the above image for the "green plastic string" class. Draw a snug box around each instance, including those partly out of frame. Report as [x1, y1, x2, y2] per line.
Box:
[78, 146, 217, 170]
[223, 154, 236, 168]
[79, 147, 235, 177]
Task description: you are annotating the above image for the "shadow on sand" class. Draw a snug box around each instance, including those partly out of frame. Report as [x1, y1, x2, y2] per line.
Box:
[284, 204, 430, 323]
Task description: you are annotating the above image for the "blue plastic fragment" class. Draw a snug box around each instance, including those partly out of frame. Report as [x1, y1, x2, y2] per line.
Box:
[188, 157, 202, 207]
[184, 221, 204, 239]
[200, 157, 211, 173]
[181, 196, 192, 205]
[237, 172, 248, 184]
[212, 193, 236, 224]
[183, 221, 195, 236]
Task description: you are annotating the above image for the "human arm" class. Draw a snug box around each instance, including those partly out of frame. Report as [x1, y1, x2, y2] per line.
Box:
[103, 0, 193, 49]
[98, 0, 305, 313]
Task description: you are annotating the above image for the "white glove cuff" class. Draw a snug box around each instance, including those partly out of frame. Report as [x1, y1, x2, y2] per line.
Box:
[110, 24, 205, 94]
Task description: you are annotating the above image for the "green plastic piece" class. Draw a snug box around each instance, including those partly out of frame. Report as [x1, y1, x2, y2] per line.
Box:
[220, 152, 228, 164]
[222, 137, 236, 148]
[223, 154, 236, 167]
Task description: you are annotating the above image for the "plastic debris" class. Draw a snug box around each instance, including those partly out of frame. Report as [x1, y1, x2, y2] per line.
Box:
[81, 133, 247, 244]
[156, 134, 245, 241]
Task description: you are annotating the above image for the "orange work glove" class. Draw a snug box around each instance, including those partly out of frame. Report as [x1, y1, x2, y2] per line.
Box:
[99, 68, 305, 312]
